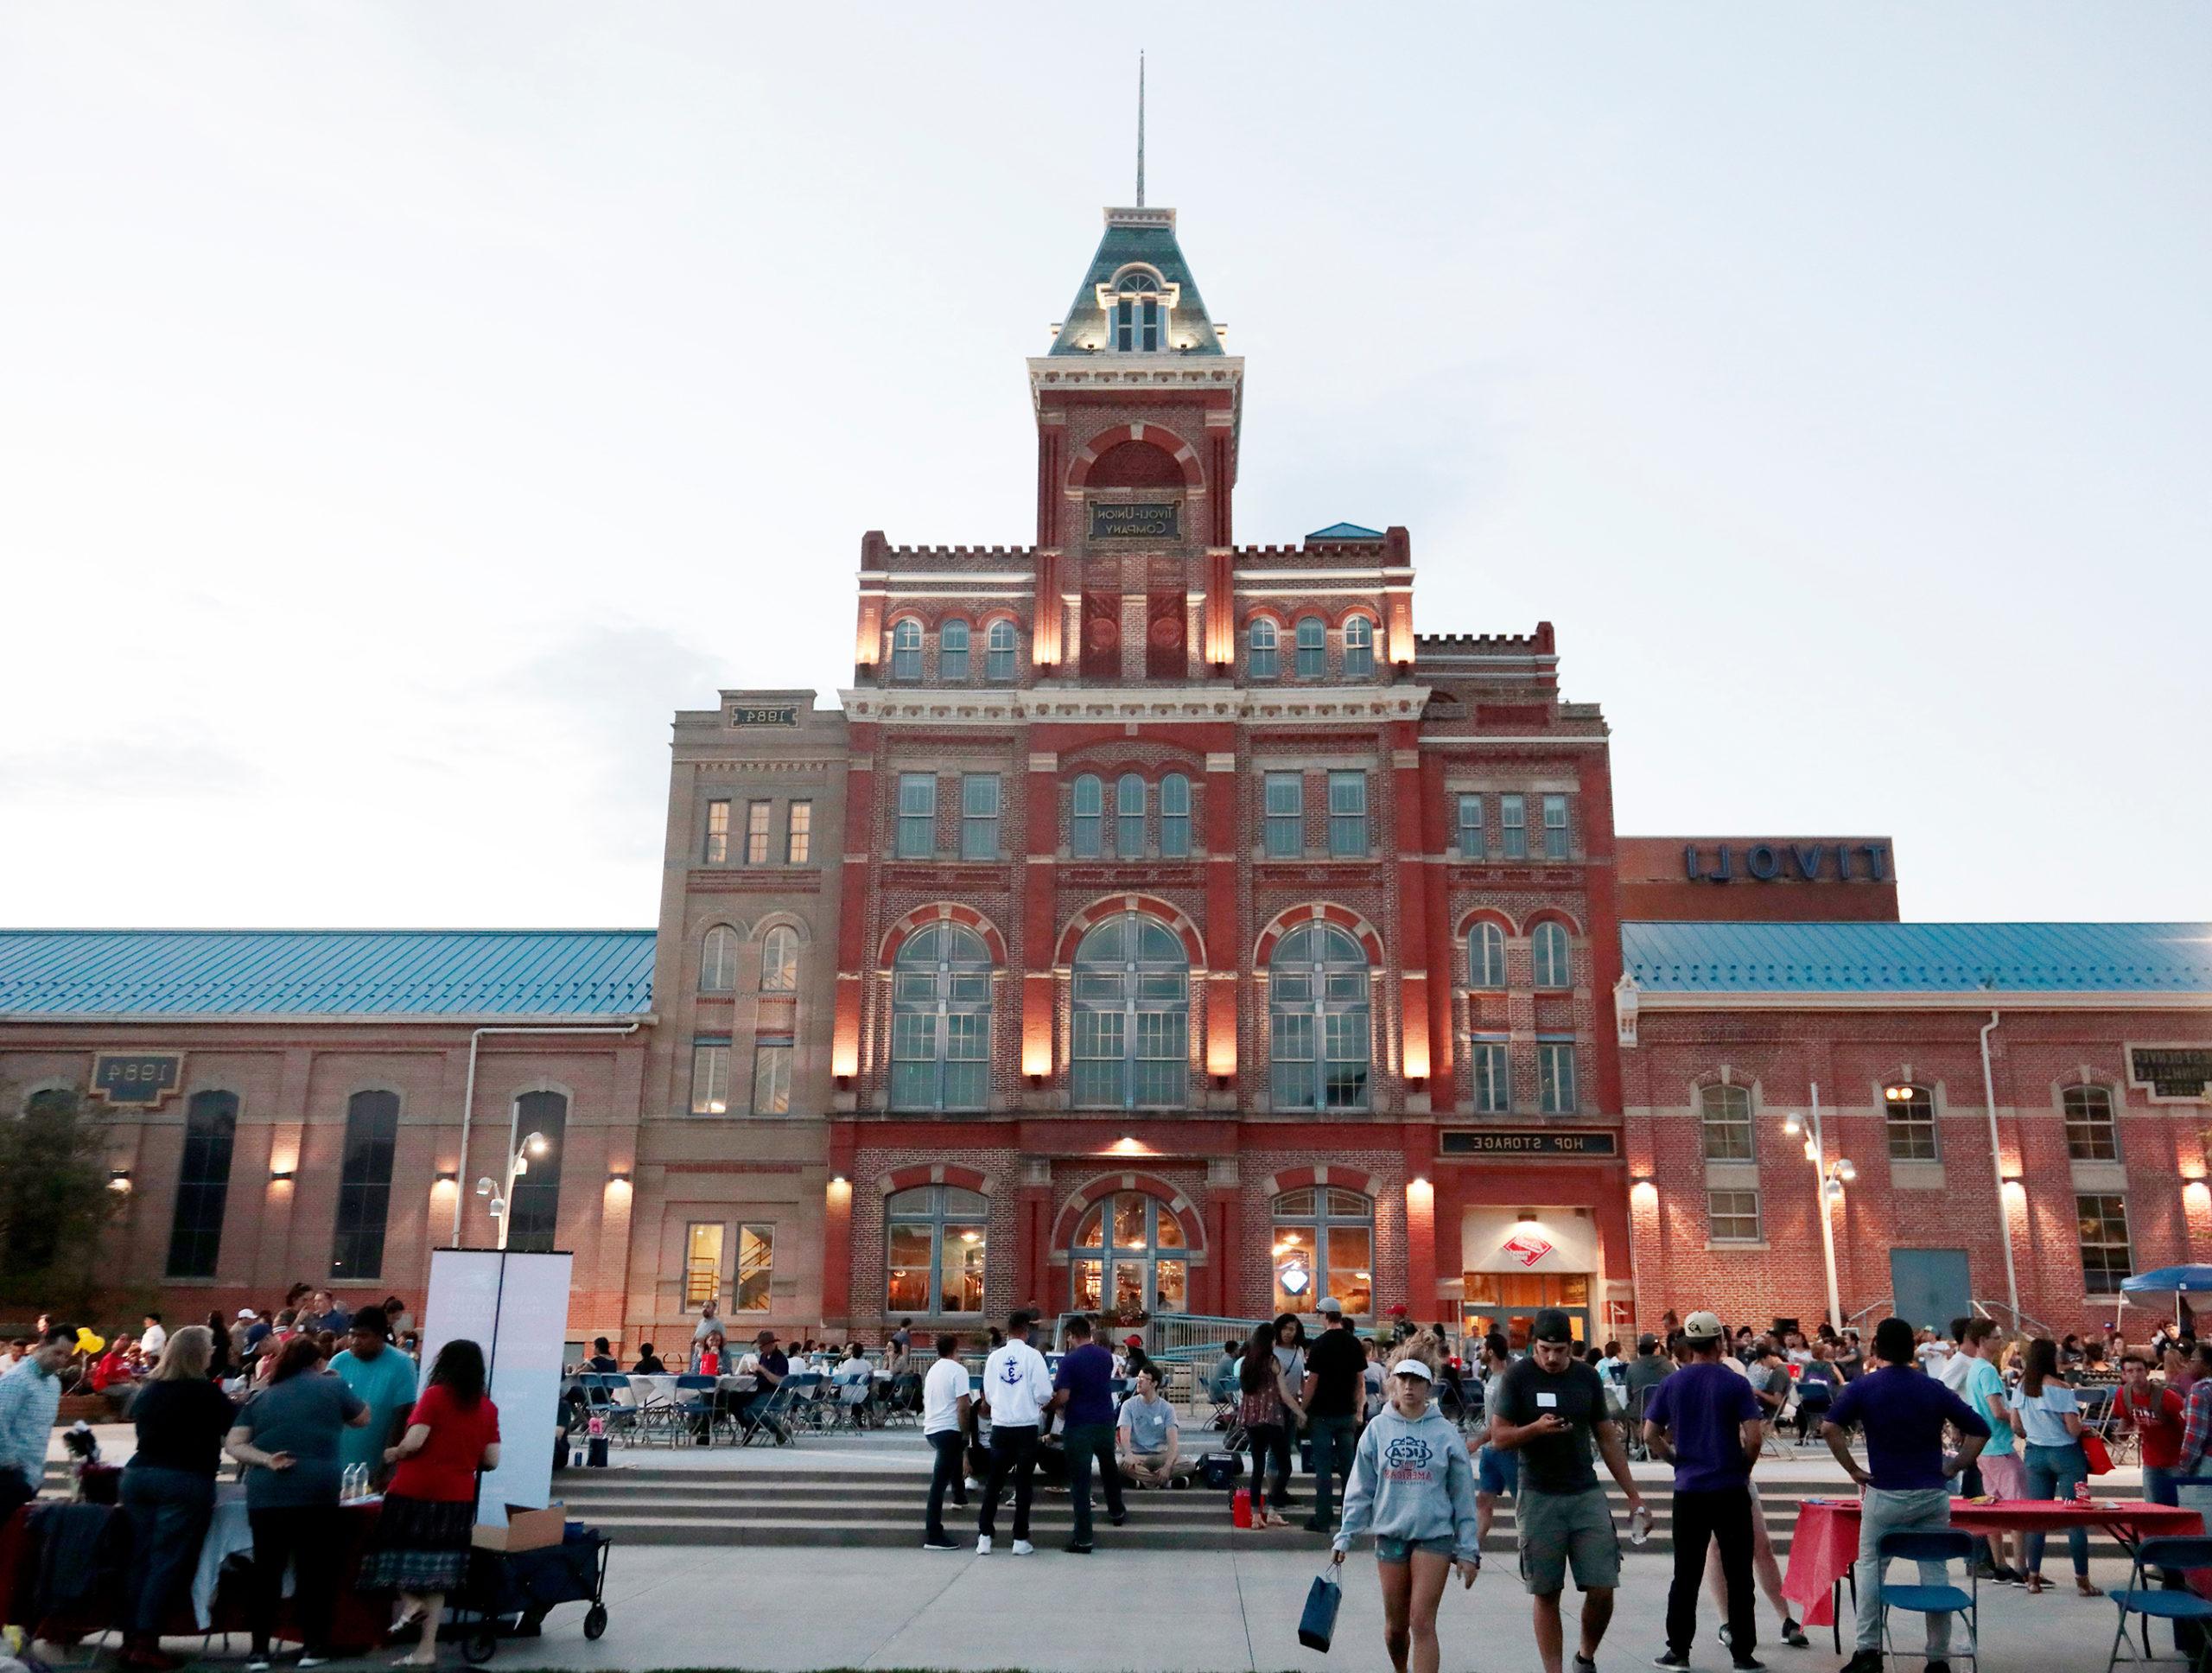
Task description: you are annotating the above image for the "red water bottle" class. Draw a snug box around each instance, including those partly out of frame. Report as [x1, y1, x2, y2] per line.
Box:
[1233, 1486, 1254, 1528]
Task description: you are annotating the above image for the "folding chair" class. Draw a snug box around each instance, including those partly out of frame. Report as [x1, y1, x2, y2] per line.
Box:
[2104, 1535, 2212, 1673]
[830, 1378, 872, 1430]
[627, 1375, 678, 1446]
[742, 1375, 800, 1446]
[577, 1375, 635, 1447]
[1878, 1527, 1979, 1670]
[671, 1372, 718, 1445]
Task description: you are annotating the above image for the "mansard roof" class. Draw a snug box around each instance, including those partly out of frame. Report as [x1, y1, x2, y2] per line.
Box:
[1048, 207, 1224, 356]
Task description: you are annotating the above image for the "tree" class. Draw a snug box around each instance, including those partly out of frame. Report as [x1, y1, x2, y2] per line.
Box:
[0, 1086, 123, 1312]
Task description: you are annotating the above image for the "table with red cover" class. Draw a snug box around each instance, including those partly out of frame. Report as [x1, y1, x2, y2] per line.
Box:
[1782, 1497, 2206, 1631]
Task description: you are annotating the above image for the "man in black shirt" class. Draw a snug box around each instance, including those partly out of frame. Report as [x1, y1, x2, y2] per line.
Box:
[1491, 1308, 1648, 1673]
[1299, 1296, 1369, 1534]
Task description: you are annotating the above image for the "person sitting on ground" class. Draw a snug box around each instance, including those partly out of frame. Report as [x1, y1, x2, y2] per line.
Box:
[1116, 1366, 1181, 1487]
[584, 1337, 620, 1375]
[631, 1342, 666, 1375]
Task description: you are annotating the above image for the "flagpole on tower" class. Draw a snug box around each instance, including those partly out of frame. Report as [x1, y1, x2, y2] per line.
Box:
[1136, 52, 1146, 207]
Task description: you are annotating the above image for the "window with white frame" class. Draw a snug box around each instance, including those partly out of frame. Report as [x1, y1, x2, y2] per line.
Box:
[939, 619, 970, 681]
[1269, 922, 1371, 1112]
[700, 925, 739, 994]
[1538, 1042, 1577, 1113]
[1457, 794, 1485, 859]
[689, 1040, 731, 1115]
[1160, 773, 1191, 857]
[1264, 773, 1304, 857]
[889, 922, 992, 1111]
[961, 773, 1001, 860]
[1327, 771, 1369, 856]
[2064, 1085, 2118, 1161]
[703, 799, 729, 864]
[1343, 615, 1376, 677]
[1532, 921, 1573, 989]
[1248, 618, 1279, 678]
[1071, 774, 1103, 857]
[1071, 912, 1188, 1110]
[1111, 272, 1163, 352]
[734, 1225, 774, 1311]
[986, 619, 1017, 681]
[1501, 794, 1528, 859]
[890, 618, 922, 680]
[1885, 1085, 1937, 1161]
[1294, 616, 1325, 678]
[1272, 1187, 1374, 1315]
[745, 799, 772, 865]
[2077, 1194, 2132, 1294]
[1708, 1188, 1762, 1244]
[760, 925, 798, 993]
[1700, 1083, 1754, 1161]
[896, 773, 937, 858]
[1070, 1190, 1188, 1314]
[786, 801, 812, 864]
[1471, 1040, 1510, 1112]
[1542, 793, 1570, 860]
[683, 1222, 723, 1307]
[887, 1185, 988, 1313]
[1116, 773, 1146, 857]
[752, 1041, 792, 1115]
[1469, 921, 1506, 989]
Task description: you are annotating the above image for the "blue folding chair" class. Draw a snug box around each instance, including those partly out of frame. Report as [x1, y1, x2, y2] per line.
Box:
[2106, 1536, 2212, 1673]
[1878, 1527, 1978, 1670]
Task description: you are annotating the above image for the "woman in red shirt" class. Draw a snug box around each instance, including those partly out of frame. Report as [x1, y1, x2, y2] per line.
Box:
[359, 1339, 501, 1666]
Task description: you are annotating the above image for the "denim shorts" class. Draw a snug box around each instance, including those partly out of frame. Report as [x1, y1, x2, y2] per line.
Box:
[1376, 1534, 1460, 1564]
[1477, 1444, 1518, 1497]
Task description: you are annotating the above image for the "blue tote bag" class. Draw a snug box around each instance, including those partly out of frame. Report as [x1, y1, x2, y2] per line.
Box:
[1298, 1568, 1342, 1651]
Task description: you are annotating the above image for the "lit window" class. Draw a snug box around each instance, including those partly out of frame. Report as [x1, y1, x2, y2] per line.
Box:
[986, 619, 1017, 681]
[1327, 771, 1368, 856]
[2064, 1086, 2118, 1161]
[1069, 1190, 1187, 1315]
[1248, 618, 1279, 679]
[2078, 1194, 2132, 1295]
[1294, 616, 1325, 678]
[330, 1090, 398, 1281]
[683, 1223, 723, 1307]
[1269, 922, 1370, 1112]
[962, 773, 1001, 860]
[734, 1225, 774, 1311]
[1469, 922, 1506, 989]
[1501, 794, 1527, 859]
[786, 801, 812, 864]
[887, 1185, 988, 1313]
[690, 1041, 731, 1115]
[745, 799, 772, 865]
[1264, 773, 1304, 857]
[760, 926, 798, 993]
[939, 620, 970, 680]
[1700, 1084, 1753, 1161]
[166, 1090, 237, 1280]
[700, 925, 738, 994]
[1532, 922, 1572, 990]
[1471, 1041, 1510, 1112]
[1116, 773, 1146, 857]
[896, 773, 937, 858]
[1071, 774, 1103, 857]
[890, 923, 993, 1111]
[703, 799, 730, 864]
[1160, 773, 1191, 857]
[1457, 794, 1485, 860]
[1542, 794, 1570, 860]
[1071, 912, 1189, 1110]
[753, 1041, 793, 1115]
[1538, 1043, 1577, 1113]
[1111, 272, 1162, 352]
[1709, 1189, 1763, 1244]
[1343, 616, 1376, 677]
[890, 619, 922, 680]
[1885, 1085, 1937, 1161]
[1271, 1186, 1374, 1316]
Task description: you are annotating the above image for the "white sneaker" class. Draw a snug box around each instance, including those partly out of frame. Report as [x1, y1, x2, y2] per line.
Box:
[976, 1534, 993, 1555]
[1011, 1538, 1035, 1555]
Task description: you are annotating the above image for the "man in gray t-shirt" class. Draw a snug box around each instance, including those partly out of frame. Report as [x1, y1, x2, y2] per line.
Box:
[1116, 1370, 1181, 1486]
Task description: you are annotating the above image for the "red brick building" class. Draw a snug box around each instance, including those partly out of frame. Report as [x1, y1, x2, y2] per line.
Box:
[3, 198, 2208, 1351]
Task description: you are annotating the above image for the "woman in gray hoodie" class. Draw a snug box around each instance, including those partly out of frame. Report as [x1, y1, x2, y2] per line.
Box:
[1330, 1356, 1482, 1673]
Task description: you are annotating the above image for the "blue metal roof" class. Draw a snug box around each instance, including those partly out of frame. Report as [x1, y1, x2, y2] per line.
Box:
[1623, 921, 2212, 995]
[0, 929, 657, 1017]
[1306, 522, 1384, 541]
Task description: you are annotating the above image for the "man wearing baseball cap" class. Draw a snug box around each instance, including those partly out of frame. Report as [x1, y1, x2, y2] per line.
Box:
[1644, 1311, 1766, 1670]
[1299, 1296, 1367, 1534]
[1490, 1308, 1647, 1673]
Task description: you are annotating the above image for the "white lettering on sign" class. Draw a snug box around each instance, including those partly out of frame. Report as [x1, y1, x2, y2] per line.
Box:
[1502, 1231, 1554, 1268]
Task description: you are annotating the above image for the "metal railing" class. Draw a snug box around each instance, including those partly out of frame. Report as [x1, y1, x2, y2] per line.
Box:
[1151, 1312, 1268, 1364]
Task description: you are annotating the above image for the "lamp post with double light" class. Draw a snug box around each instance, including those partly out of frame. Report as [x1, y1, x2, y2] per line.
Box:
[1783, 1084, 1855, 1330]
[474, 1129, 548, 1251]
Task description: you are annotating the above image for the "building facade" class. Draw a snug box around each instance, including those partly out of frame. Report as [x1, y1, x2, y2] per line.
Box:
[4, 200, 2209, 1351]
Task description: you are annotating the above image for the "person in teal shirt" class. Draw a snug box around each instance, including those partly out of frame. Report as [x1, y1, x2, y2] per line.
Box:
[330, 1310, 420, 1484]
[1958, 1339, 2022, 1582]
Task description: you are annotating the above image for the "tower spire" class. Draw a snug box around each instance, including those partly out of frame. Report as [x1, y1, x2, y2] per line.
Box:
[1135, 52, 1146, 207]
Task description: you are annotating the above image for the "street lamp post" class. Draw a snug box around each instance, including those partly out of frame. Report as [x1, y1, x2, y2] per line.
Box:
[474, 1130, 549, 1251]
[1783, 1083, 1855, 1331]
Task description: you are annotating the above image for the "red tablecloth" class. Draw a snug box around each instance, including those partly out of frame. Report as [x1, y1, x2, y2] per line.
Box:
[1781, 1498, 2206, 1627]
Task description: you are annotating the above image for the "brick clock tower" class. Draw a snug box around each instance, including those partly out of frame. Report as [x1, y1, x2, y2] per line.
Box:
[806, 194, 1627, 1345]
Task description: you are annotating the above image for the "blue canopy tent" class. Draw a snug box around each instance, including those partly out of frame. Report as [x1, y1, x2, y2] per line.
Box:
[2120, 1266, 2212, 1329]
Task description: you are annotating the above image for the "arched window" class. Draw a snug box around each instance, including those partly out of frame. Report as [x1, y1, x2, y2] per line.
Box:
[331, 1090, 399, 1281]
[1071, 774, 1103, 858]
[1248, 618, 1279, 679]
[1070, 1190, 1187, 1314]
[1469, 921, 1506, 989]
[1884, 1083, 1937, 1161]
[760, 926, 799, 992]
[2063, 1085, 2118, 1161]
[887, 1185, 987, 1314]
[165, 1090, 237, 1280]
[1272, 1186, 1374, 1316]
[1294, 616, 1325, 678]
[506, 1089, 568, 1253]
[890, 924, 993, 1111]
[1160, 773, 1192, 857]
[1116, 773, 1147, 857]
[700, 925, 739, 994]
[1343, 615, 1376, 677]
[1532, 921, 1572, 989]
[1111, 271, 1163, 353]
[1700, 1084, 1753, 1161]
[890, 618, 922, 680]
[1269, 922, 1371, 1111]
[985, 619, 1018, 681]
[938, 619, 970, 681]
[1071, 913, 1190, 1110]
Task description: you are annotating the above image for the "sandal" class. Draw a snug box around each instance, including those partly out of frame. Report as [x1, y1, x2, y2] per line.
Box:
[2024, 1573, 2046, 1594]
[2076, 1577, 2105, 1597]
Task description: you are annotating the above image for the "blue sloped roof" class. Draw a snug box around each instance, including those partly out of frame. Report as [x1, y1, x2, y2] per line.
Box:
[0, 929, 658, 1017]
[1306, 522, 1384, 541]
[1623, 921, 2212, 995]
[1049, 209, 1224, 356]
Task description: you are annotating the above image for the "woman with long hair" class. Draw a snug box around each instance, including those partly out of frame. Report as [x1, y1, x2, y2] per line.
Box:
[362, 1338, 502, 1666]
[1269, 1313, 1310, 1513]
[118, 1326, 237, 1669]
[1238, 1322, 1302, 1528]
[2008, 1335, 2101, 1596]
[225, 1333, 371, 1670]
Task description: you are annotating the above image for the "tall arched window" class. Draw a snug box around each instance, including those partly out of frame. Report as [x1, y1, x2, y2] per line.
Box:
[165, 1090, 238, 1280]
[887, 1185, 987, 1314]
[1343, 615, 1376, 677]
[1248, 618, 1279, 678]
[1272, 1186, 1374, 1315]
[890, 924, 993, 1111]
[506, 1089, 568, 1253]
[331, 1090, 399, 1281]
[1071, 774, 1103, 858]
[1884, 1083, 1937, 1161]
[760, 925, 799, 992]
[1070, 1190, 1187, 1314]
[1071, 913, 1190, 1110]
[1532, 921, 1572, 989]
[985, 619, 1017, 681]
[938, 619, 970, 680]
[1294, 615, 1325, 678]
[1160, 773, 1192, 857]
[1111, 271, 1162, 352]
[1116, 773, 1147, 857]
[1700, 1084, 1753, 1161]
[1269, 922, 1371, 1111]
[890, 618, 922, 680]
[1469, 921, 1506, 989]
[700, 925, 738, 994]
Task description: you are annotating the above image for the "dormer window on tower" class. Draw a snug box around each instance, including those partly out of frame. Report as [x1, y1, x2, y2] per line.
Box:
[1098, 266, 1179, 353]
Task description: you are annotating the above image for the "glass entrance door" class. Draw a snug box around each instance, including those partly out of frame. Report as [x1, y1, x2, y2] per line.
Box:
[1462, 1271, 1591, 1351]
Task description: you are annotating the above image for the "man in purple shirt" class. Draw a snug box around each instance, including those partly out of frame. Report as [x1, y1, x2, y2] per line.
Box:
[1821, 1317, 1991, 1673]
[1645, 1310, 1766, 1670]
[1048, 1315, 1126, 1553]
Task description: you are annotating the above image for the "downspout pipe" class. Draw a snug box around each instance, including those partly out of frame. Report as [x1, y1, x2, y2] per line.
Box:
[449, 1021, 645, 1248]
[1980, 1009, 2023, 1322]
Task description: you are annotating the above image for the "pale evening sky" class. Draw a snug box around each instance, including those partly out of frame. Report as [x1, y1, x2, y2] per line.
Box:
[2, 5, 2207, 929]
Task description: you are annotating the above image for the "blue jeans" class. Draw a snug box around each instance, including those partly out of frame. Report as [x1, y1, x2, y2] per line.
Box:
[2145, 1464, 2179, 1506]
[120, 1463, 214, 1635]
[2023, 1440, 2090, 1576]
[1308, 1415, 1357, 1528]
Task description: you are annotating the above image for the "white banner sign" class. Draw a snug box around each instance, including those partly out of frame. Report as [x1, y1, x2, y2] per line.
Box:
[423, 1248, 572, 1525]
